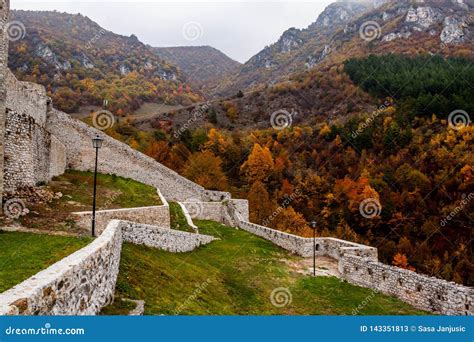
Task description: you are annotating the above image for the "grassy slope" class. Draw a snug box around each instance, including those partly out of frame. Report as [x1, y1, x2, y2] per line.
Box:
[0, 231, 90, 293]
[169, 202, 194, 233]
[15, 170, 161, 234]
[51, 170, 161, 210]
[103, 220, 426, 315]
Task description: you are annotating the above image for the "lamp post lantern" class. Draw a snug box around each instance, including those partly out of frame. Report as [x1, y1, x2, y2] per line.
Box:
[310, 221, 317, 276]
[91, 135, 104, 237]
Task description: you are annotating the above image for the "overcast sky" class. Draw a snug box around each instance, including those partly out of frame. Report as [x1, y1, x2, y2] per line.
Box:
[12, 1, 332, 63]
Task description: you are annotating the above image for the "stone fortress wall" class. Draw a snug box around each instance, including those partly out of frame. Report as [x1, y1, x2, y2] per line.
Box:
[231, 210, 473, 316]
[46, 109, 230, 202]
[73, 189, 171, 235]
[0, 219, 216, 315]
[187, 200, 473, 315]
[0, 0, 472, 317]
[3, 69, 66, 193]
[0, 0, 10, 205]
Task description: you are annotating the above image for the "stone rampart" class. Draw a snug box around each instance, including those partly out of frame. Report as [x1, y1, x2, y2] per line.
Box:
[232, 216, 471, 315]
[0, 220, 123, 315]
[49, 135, 67, 179]
[0, 0, 9, 206]
[3, 109, 66, 192]
[46, 109, 230, 202]
[5, 70, 47, 126]
[0, 219, 217, 315]
[120, 220, 216, 253]
[341, 255, 474, 315]
[2, 69, 65, 193]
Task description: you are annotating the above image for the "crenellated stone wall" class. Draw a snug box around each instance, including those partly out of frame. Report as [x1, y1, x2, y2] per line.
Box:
[341, 255, 474, 316]
[236, 219, 377, 259]
[0, 219, 217, 315]
[228, 215, 472, 315]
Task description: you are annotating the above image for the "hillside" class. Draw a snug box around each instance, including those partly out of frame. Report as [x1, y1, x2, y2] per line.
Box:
[214, 0, 474, 96]
[102, 220, 425, 315]
[8, 10, 203, 114]
[111, 53, 474, 287]
[151, 45, 241, 93]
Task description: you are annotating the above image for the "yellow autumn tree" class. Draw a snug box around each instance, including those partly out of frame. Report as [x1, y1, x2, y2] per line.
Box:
[204, 128, 228, 154]
[247, 181, 272, 224]
[183, 151, 228, 191]
[275, 206, 309, 236]
[240, 143, 274, 183]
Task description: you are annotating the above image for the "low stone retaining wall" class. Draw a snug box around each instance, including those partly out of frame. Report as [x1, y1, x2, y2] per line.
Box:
[341, 255, 474, 316]
[238, 220, 313, 256]
[72, 190, 170, 235]
[121, 221, 215, 253]
[0, 220, 123, 315]
[0, 219, 217, 316]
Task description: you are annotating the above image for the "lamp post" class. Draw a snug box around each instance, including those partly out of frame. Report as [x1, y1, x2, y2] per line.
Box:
[310, 221, 317, 277]
[91, 135, 104, 237]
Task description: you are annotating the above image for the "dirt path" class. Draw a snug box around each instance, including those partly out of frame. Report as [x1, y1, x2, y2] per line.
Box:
[282, 256, 341, 278]
[0, 225, 84, 238]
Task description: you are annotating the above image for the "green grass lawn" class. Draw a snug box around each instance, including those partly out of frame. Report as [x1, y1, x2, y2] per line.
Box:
[9, 170, 161, 234]
[102, 220, 426, 315]
[51, 170, 161, 210]
[0, 231, 90, 293]
[169, 202, 194, 233]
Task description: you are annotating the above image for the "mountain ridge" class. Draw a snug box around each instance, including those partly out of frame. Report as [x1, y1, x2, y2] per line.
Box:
[213, 0, 474, 96]
[151, 45, 241, 94]
[8, 10, 203, 113]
